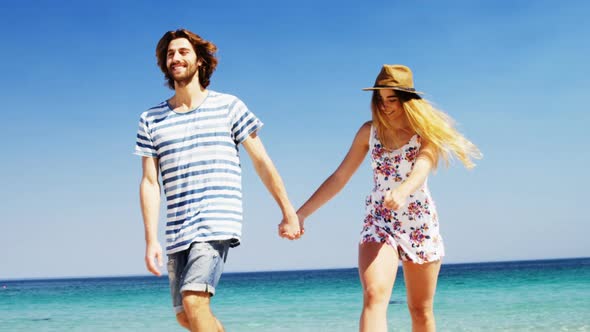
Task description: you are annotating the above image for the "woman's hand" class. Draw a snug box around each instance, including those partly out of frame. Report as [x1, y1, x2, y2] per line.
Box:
[384, 188, 409, 211]
[296, 212, 306, 236]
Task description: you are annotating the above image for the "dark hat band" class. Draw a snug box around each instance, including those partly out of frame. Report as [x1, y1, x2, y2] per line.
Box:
[374, 85, 416, 91]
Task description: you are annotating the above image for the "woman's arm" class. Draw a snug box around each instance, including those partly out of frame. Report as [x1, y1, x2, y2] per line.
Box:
[297, 122, 371, 221]
[384, 139, 439, 210]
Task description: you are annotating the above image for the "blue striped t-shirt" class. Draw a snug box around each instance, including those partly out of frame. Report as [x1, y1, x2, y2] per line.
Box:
[134, 91, 263, 254]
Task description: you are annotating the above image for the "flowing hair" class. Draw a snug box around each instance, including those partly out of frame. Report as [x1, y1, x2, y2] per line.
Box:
[155, 29, 218, 89]
[371, 90, 482, 169]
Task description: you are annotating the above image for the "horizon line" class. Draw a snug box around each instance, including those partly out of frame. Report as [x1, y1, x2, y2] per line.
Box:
[2, 256, 588, 282]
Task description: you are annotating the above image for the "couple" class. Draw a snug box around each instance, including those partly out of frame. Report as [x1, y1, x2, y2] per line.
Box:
[134, 29, 481, 332]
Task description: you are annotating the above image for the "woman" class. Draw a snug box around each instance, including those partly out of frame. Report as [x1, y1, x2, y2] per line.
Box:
[296, 64, 482, 331]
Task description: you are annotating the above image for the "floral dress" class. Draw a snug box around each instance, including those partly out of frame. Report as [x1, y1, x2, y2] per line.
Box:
[360, 125, 444, 263]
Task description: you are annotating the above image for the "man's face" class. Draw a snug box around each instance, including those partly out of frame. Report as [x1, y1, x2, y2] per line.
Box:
[166, 38, 199, 87]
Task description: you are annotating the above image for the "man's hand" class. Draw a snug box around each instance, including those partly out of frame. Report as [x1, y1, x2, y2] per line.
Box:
[145, 242, 163, 276]
[278, 212, 302, 240]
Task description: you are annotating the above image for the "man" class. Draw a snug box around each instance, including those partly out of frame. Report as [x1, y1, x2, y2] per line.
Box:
[134, 29, 301, 331]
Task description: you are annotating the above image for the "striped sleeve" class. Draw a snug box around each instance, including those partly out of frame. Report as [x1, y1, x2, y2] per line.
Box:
[229, 98, 263, 144]
[134, 113, 157, 157]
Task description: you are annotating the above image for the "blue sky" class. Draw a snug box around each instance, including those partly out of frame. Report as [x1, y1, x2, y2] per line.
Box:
[1, 0, 588, 279]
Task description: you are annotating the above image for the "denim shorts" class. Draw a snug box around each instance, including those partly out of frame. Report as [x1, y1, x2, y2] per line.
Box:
[167, 240, 230, 313]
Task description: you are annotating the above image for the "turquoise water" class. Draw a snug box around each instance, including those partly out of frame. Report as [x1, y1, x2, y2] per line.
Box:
[1, 258, 589, 331]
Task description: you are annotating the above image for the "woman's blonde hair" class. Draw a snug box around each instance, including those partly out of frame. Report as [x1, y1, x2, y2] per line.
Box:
[371, 90, 482, 169]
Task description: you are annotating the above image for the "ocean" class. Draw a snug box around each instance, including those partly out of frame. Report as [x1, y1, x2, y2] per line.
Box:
[1, 258, 589, 331]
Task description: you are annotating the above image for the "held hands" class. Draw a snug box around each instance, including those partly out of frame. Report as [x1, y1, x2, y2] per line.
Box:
[384, 188, 409, 211]
[278, 212, 305, 240]
[145, 241, 163, 276]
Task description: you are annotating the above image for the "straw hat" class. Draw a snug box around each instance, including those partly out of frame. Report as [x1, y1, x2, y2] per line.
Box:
[362, 64, 423, 94]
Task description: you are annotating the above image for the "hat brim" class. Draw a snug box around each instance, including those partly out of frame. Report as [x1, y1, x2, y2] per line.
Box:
[362, 86, 424, 95]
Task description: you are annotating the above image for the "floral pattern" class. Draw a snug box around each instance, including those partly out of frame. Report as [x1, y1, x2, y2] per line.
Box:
[361, 125, 444, 264]
[404, 198, 431, 221]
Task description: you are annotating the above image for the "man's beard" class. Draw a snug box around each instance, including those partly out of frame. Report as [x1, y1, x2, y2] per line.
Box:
[168, 62, 198, 87]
